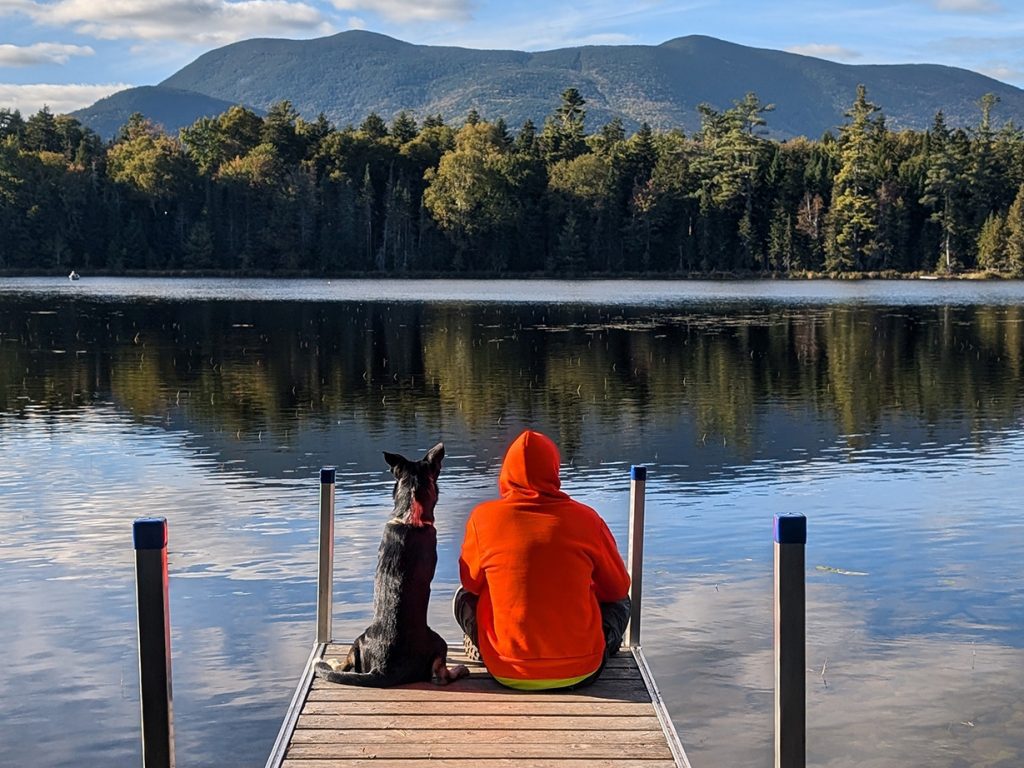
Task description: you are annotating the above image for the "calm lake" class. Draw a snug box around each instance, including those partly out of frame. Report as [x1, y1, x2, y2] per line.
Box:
[1, 277, 1023, 768]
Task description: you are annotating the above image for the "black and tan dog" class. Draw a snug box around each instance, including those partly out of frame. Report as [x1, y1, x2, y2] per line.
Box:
[315, 442, 469, 687]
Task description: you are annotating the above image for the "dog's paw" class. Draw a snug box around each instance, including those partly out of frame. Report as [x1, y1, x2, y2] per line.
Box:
[314, 660, 341, 680]
[431, 659, 471, 685]
[317, 657, 345, 673]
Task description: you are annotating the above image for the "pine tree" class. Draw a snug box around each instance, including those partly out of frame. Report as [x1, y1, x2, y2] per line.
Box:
[767, 203, 794, 272]
[968, 94, 1004, 229]
[828, 85, 882, 272]
[1005, 183, 1024, 277]
[920, 113, 970, 272]
[390, 111, 418, 144]
[359, 112, 389, 139]
[976, 212, 1007, 273]
[551, 211, 587, 274]
[692, 93, 774, 269]
[540, 88, 587, 165]
[513, 120, 538, 156]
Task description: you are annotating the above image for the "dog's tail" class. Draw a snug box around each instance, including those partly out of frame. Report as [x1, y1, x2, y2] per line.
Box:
[314, 660, 397, 687]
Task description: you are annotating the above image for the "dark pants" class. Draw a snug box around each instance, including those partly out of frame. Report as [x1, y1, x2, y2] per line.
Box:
[452, 587, 631, 689]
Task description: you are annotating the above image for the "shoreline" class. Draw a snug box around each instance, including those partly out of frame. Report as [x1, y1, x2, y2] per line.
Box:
[0, 269, 1014, 281]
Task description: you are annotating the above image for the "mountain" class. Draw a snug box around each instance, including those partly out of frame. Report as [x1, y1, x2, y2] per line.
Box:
[71, 85, 245, 138]
[76, 31, 1024, 139]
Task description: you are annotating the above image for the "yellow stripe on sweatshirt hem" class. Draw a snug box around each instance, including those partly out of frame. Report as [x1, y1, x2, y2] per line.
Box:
[492, 671, 596, 690]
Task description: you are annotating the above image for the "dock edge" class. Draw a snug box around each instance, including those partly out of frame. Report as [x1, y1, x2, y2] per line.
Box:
[632, 645, 692, 768]
[265, 642, 325, 768]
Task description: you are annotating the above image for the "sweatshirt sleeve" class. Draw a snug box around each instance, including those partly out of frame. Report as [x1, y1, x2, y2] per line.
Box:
[591, 516, 631, 602]
[458, 517, 486, 594]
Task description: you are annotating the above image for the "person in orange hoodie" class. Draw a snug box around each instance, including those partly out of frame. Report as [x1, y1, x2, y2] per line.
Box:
[454, 430, 631, 690]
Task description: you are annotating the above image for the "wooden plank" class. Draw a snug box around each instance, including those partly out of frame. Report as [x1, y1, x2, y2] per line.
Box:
[305, 684, 651, 703]
[579, 667, 640, 679]
[282, 760, 678, 768]
[274, 642, 688, 768]
[308, 672, 642, 687]
[294, 714, 664, 731]
[311, 666, 640, 682]
[323, 645, 638, 669]
[299, 700, 655, 717]
[288, 730, 667, 745]
[285, 741, 672, 759]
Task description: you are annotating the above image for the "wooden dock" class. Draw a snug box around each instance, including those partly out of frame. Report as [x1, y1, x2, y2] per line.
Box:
[266, 640, 690, 768]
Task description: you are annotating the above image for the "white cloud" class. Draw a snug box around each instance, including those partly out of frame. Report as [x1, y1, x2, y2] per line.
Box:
[786, 43, 862, 62]
[12, 0, 335, 45]
[346, 15, 366, 29]
[0, 82, 132, 114]
[932, 0, 1003, 12]
[0, 42, 95, 66]
[330, 0, 472, 22]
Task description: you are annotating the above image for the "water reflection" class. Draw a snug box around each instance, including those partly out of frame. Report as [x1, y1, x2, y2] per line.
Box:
[2, 296, 1022, 463]
[1, 280, 1023, 767]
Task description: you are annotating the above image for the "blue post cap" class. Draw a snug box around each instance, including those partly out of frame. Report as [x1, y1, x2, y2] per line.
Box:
[630, 465, 647, 481]
[133, 517, 168, 550]
[774, 514, 807, 544]
[320, 467, 336, 484]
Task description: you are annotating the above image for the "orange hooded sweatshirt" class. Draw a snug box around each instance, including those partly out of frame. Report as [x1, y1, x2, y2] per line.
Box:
[459, 430, 630, 684]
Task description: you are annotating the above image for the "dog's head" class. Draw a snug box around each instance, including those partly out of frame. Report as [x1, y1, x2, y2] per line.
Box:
[383, 442, 444, 527]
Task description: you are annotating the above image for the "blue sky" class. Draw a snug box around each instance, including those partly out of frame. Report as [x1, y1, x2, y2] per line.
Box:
[2, 0, 1024, 115]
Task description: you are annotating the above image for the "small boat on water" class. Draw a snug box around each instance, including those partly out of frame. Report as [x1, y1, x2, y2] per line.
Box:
[68, 270, 80, 281]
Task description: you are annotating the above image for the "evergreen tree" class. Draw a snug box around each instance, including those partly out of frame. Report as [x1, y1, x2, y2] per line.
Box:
[551, 211, 587, 274]
[494, 117, 512, 148]
[390, 111, 418, 144]
[359, 112, 389, 140]
[767, 202, 794, 272]
[218, 106, 264, 158]
[23, 107, 61, 153]
[920, 113, 970, 272]
[541, 88, 587, 165]
[828, 85, 882, 272]
[0, 108, 25, 142]
[976, 212, 1007, 273]
[1005, 183, 1024, 276]
[513, 120, 539, 156]
[692, 94, 773, 269]
[262, 101, 304, 165]
[968, 94, 1005, 227]
[591, 117, 625, 156]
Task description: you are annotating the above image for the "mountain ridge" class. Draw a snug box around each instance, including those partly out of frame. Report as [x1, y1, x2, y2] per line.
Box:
[73, 30, 1024, 138]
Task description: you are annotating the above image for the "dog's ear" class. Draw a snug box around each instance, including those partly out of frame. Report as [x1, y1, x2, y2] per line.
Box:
[383, 451, 407, 476]
[424, 442, 444, 474]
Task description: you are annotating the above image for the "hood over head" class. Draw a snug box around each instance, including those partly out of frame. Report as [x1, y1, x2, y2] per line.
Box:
[498, 430, 567, 499]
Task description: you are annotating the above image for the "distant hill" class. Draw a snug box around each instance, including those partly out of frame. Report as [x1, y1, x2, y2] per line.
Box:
[72, 85, 245, 138]
[76, 31, 1024, 139]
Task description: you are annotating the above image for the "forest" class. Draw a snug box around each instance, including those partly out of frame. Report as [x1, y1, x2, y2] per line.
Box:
[2, 85, 1024, 276]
